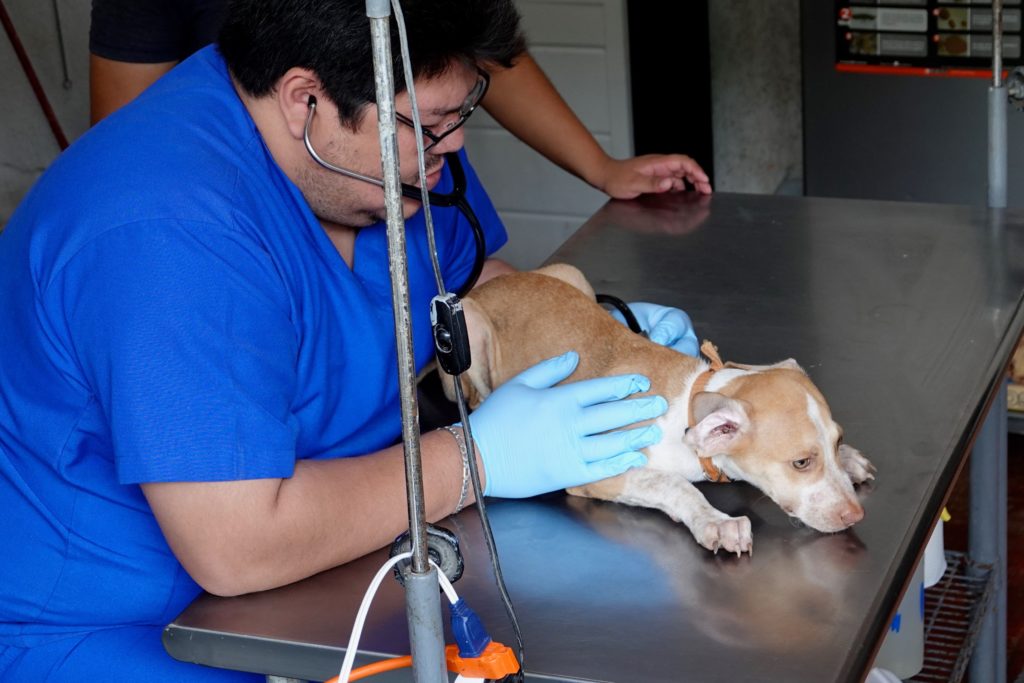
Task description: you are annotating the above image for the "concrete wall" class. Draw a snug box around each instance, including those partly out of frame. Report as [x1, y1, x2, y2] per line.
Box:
[1, 0, 90, 226]
[709, 0, 804, 195]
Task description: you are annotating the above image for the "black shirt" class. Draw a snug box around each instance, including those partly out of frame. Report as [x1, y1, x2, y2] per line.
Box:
[89, 0, 227, 63]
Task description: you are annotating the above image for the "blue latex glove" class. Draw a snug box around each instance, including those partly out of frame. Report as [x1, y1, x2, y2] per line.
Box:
[612, 302, 700, 357]
[469, 351, 667, 499]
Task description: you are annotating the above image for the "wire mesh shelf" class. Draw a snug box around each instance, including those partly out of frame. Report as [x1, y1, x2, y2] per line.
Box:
[910, 551, 995, 683]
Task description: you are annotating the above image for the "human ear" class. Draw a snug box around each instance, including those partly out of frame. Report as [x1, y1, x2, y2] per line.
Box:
[276, 67, 322, 140]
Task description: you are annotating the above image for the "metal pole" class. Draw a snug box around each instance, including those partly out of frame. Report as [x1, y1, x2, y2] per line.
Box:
[968, 384, 1008, 683]
[988, 0, 1008, 208]
[365, 2, 446, 682]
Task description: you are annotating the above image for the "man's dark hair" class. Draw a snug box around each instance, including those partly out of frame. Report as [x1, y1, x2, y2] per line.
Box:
[219, 0, 525, 128]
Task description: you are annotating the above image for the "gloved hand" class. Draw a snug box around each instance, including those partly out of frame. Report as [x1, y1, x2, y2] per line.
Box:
[611, 302, 699, 357]
[469, 351, 667, 499]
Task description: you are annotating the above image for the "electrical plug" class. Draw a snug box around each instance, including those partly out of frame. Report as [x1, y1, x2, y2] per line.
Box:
[444, 593, 519, 680]
[449, 598, 491, 657]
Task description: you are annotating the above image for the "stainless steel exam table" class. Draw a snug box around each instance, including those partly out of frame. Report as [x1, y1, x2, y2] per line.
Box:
[164, 192, 1024, 682]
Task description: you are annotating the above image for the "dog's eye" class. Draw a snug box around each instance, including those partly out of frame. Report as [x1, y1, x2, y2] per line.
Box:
[792, 458, 811, 471]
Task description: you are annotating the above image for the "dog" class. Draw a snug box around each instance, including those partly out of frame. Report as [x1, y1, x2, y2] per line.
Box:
[445, 264, 875, 555]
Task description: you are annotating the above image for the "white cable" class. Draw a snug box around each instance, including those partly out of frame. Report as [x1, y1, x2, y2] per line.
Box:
[336, 551, 412, 682]
[433, 559, 459, 605]
[335, 552, 460, 683]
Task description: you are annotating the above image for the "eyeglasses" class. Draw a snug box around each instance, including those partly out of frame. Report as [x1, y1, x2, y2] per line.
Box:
[395, 67, 490, 151]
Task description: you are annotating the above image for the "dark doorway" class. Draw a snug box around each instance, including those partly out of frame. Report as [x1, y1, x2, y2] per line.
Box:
[627, 1, 714, 184]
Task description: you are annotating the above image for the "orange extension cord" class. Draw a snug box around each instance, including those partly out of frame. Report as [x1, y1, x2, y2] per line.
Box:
[322, 654, 413, 683]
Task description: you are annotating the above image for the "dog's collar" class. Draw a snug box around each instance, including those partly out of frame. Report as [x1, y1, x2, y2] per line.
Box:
[688, 341, 731, 484]
[699, 457, 730, 483]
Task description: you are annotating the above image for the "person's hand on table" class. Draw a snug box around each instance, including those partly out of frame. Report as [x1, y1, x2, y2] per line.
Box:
[469, 351, 667, 499]
[596, 154, 713, 199]
[611, 303, 700, 357]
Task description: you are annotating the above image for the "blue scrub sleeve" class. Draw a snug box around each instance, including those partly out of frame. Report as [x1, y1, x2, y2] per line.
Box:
[49, 219, 300, 484]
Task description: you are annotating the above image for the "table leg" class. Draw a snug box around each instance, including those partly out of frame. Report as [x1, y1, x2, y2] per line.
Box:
[968, 383, 1008, 683]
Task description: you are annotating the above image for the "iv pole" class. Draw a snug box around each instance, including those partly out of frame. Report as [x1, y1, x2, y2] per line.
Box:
[970, 2, 1009, 682]
[365, 1, 447, 681]
[988, 0, 1007, 209]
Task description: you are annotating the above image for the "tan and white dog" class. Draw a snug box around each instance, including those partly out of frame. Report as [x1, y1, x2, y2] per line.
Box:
[445, 264, 875, 555]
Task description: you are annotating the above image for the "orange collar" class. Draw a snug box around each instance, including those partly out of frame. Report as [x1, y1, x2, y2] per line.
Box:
[688, 341, 730, 483]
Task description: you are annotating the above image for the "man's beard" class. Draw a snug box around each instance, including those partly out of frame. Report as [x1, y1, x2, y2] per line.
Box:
[299, 164, 377, 230]
[298, 153, 444, 230]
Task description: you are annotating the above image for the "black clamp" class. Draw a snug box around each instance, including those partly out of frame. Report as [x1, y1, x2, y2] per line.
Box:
[431, 294, 472, 375]
[389, 524, 465, 587]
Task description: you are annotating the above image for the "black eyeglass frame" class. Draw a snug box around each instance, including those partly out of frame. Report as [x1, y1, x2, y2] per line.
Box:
[394, 67, 490, 151]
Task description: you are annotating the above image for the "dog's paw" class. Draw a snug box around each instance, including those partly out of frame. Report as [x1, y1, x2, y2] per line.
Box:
[693, 512, 753, 557]
[839, 444, 876, 485]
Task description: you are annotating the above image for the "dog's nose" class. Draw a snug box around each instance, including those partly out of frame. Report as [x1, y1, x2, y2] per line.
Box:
[838, 502, 865, 527]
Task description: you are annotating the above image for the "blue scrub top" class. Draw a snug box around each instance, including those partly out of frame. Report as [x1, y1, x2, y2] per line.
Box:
[0, 44, 506, 653]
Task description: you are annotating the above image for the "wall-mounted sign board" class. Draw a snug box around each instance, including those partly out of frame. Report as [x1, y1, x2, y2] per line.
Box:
[836, 2, 1023, 76]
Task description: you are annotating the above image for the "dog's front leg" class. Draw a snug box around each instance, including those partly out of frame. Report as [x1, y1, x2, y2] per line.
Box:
[570, 469, 753, 556]
[839, 444, 876, 485]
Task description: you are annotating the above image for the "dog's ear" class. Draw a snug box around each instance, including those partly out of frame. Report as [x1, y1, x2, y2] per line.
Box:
[686, 392, 751, 454]
[723, 358, 805, 374]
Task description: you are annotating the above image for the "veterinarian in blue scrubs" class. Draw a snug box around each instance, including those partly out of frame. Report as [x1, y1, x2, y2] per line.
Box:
[0, 1, 696, 679]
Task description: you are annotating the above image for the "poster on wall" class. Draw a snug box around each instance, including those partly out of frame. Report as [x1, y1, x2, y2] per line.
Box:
[835, 1, 1024, 75]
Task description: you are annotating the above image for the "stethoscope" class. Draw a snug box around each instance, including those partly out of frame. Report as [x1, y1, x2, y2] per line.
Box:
[303, 96, 486, 297]
[302, 96, 645, 335]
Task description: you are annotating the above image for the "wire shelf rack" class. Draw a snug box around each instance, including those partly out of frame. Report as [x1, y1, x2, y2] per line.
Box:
[910, 551, 995, 683]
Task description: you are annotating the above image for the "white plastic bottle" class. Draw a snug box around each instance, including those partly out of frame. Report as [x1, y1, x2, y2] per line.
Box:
[873, 558, 925, 679]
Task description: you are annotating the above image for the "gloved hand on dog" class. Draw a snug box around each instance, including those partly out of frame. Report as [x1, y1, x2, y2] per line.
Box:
[612, 302, 700, 357]
[469, 351, 666, 499]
